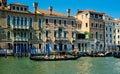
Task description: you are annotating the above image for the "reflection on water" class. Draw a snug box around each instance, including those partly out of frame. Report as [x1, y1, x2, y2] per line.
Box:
[0, 57, 120, 74]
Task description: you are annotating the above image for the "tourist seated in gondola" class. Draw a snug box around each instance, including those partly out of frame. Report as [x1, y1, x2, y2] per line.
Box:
[44, 55, 49, 59]
[72, 48, 79, 57]
[61, 49, 67, 58]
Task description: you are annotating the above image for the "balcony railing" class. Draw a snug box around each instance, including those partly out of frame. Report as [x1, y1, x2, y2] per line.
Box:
[12, 25, 29, 29]
[55, 37, 68, 41]
[14, 38, 28, 41]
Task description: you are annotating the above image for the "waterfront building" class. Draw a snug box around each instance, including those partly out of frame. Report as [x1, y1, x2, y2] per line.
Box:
[103, 14, 115, 51]
[0, 0, 77, 55]
[74, 10, 105, 52]
[112, 19, 120, 51]
[36, 7, 76, 52]
[75, 18, 89, 52]
[0, 0, 44, 55]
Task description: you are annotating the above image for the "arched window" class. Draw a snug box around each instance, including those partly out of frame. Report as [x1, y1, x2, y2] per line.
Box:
[12, 16, 16, 26]
[96, 32, 98, 39]
[7, 15, 10, 26]
[30, 32, 32, 39]
[7, 31, 10, 39]
[21, 32, 23, 38]
[17, 16, 20, 26]
[38, 19, 41, 28]
[29, 17, 32, 27]
[39, 33, 41, 39]
[21, 17, 23, 26]
[14, 32, 16, 38]
[58, 28, 62, 38]
[24, 17, 27, 26]
[72, 32, 74, 38]
[24, 32, 26, 38]
[64, 32, 67, 38]
[17, 32, 20, 39]
[46, 31, 48, 38]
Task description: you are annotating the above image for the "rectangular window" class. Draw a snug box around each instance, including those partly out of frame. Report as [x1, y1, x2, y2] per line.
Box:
[106, 27, 107, 31]
[39, 44, 41, 49]
[95, 14, 98, 18]
[64, 45, 67, 49]
[114, 41, 115, 44]
[110, 28, 111, 32]
[114, 30, 115, 33]
[54, 45, 57, 50]
[24, 32, 26, 38]
[64, 32, 66, 38]
[29, 18, 32, 27]
[39, 33, 41, 39]
[17, 17, 20, 25]
[54, 31, 57, 38]
[21, 17, 23, 26]
[24, 17, 27, 26]
[72, 32, 74, 38]
[30, 32, 32, 39]
[90, 14, 94, 18]
[100, 34, 102, 40]
[46, 31, 48, 38]
[12, 16, 16, 26]
[86, 23, 88, 27]
[114, 36, 115, 39]
[72, 45, 74, 49]
[91, 34, 94, 38]
[110, 34, 111, 38]
[106, 34, 108, 37]
[96, 24, 98, 28]
[91, 23, 94, 28]
[38, 19, 42, 28]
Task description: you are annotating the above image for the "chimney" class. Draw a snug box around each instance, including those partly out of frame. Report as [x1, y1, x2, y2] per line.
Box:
[67, 8, 70, 17]
[1, 0, 7, 9]
[49, 6, 53, 15]
[33, 2, 38, 13]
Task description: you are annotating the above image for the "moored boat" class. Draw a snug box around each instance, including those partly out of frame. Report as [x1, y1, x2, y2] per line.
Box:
[113, 52, 120, 58]
[30, 56, 80, 61]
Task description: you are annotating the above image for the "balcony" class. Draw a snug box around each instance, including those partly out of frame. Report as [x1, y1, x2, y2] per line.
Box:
[55, 37, 68, 41]
[14, 38, 28, 41]
[12, 25, 29, 30]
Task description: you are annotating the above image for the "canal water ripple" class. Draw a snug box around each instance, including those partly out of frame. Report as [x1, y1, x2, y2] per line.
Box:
[0, 57, 120, 74]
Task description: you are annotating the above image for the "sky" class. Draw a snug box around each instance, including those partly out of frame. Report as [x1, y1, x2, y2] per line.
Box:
[8, 0, 120, 18]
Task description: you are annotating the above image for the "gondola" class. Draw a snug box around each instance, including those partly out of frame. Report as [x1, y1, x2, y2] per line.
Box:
[114, 55, 120, 58]
[30, 56, 80, 61]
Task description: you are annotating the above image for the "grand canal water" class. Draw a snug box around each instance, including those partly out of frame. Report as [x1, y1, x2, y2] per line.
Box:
[0, 57, 120, 74]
